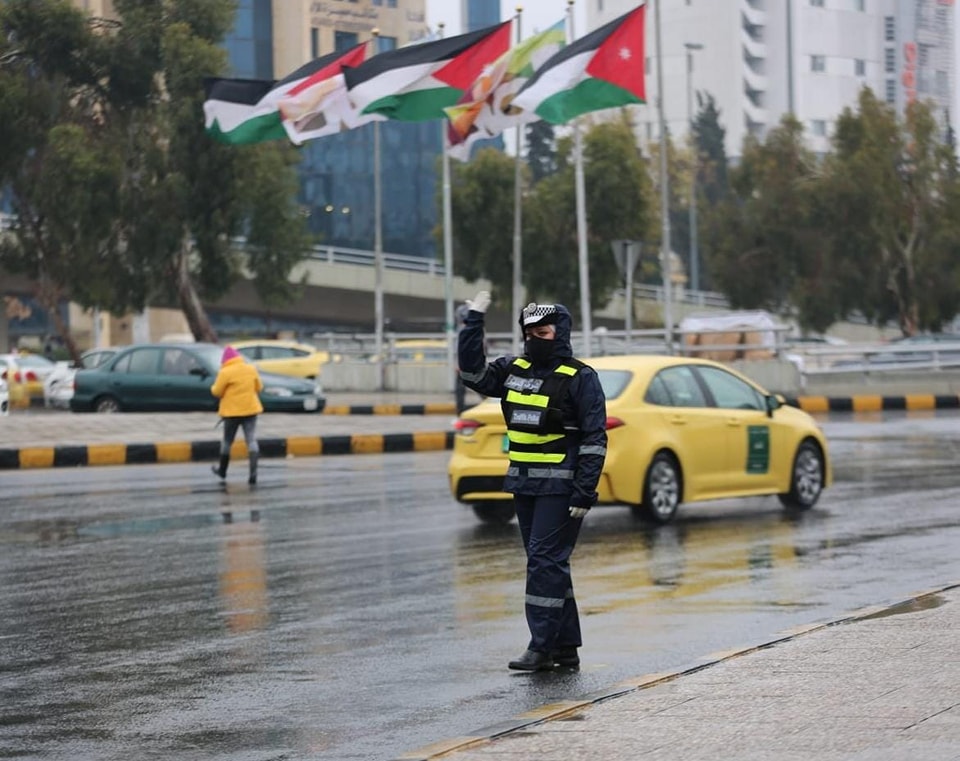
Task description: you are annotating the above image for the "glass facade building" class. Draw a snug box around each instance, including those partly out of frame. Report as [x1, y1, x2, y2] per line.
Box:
[222, 1, 441, 259]
[224, 0, 275, 82]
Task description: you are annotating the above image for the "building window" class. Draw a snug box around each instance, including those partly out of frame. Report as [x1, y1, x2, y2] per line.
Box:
[372, 0, 382, 4]
[855, 59, 865, 76]
[884, 47, 895, 73]
[376, 35, 397, 53]
[811, 55, 825, 72]
[387, 0, 397, 7]
[811, 120, 827, 137]
[598, 0, 603, 11]
[855, 0, 864, 10]
[335, 30, 359, 51]
[810, 0, 824, 6]
[311, 27, 319, 59]
[885, 79, 895, 103]
[884, 16, 895, 42]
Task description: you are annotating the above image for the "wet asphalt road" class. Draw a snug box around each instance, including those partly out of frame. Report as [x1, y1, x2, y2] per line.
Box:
[2, 411, 960, 760]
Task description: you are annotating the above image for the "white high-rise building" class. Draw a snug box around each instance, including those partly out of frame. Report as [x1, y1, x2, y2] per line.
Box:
[587, 0, 956, 158]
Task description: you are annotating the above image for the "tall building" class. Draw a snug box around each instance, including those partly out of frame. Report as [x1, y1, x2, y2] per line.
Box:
[587, 0, 957, 158]
[229, 1, 440, 259]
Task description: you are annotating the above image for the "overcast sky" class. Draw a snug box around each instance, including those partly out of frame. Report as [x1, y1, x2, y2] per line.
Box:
[424, 0, 587, 38]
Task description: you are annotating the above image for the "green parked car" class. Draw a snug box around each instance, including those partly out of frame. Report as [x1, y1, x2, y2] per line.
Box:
[69, 343, 325, 413]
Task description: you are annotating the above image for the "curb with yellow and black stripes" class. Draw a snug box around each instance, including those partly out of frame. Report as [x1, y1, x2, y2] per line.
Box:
[784, 393, 960, 413]
[0, 430, 455, 470]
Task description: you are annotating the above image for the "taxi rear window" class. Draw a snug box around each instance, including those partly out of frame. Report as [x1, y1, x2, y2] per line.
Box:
[597, 370, 631, 400]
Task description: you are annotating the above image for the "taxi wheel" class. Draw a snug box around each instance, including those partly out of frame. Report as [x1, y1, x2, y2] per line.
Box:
[472, 502, 515, 525]
[778, 440, 823, 510]
[639, 452, 682, 525]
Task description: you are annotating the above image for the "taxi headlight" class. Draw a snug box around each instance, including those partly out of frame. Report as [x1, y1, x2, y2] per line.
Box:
[263, 386, 294, 397]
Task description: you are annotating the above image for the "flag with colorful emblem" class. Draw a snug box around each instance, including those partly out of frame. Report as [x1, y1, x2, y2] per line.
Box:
[445, 20, 566, 161]
[512, 4, 646, 125]
[343, 21, 513, 122]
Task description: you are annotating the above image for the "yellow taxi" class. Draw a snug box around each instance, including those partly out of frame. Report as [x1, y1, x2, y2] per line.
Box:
[381, 339, 448, 363]
[448, 355, 831, 525]
[230, 340, 331, 380]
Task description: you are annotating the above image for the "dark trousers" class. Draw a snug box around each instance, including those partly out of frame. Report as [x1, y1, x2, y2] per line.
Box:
[220, 415, 259, 455]
[513, 492, 583, 653]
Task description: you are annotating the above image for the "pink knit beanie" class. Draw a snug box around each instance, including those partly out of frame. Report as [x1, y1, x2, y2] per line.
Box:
[221, 346, 240, 364]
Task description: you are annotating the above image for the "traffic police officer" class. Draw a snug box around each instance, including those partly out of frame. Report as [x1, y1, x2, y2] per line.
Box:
[458, 290, 607, 671]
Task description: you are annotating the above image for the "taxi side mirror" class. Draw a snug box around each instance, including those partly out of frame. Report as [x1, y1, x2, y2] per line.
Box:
[765, 394, 782, 418]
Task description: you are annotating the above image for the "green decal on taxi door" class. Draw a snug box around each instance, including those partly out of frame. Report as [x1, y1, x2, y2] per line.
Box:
[746, 426, 770, 474]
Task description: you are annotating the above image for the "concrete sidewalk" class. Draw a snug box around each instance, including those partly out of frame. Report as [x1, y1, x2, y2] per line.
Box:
[400, 584, 960, 761]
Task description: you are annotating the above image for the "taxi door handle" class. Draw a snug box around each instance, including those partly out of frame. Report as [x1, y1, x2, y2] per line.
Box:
[668, 415, 687, 425]
[726, 417, 741, 427]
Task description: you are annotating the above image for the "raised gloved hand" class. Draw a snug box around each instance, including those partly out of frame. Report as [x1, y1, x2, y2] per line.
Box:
[569, 506, 589, 519]
[466, 290, 491, 314]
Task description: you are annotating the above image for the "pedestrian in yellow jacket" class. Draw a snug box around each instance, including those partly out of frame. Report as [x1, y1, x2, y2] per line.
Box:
[211, 346, 264, 485]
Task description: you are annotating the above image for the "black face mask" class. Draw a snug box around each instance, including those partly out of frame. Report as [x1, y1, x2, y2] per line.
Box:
[524, 336, 555, 366]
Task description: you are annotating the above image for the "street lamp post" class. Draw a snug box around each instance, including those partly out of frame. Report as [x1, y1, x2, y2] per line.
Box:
[685, 42, 704, 296]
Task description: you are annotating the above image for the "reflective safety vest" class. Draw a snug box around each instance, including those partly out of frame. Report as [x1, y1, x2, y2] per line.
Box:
[501, 357, 584, 465]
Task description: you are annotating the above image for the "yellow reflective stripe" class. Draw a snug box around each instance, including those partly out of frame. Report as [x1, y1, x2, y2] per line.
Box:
[556, 364, 577, 376]
[505, 389, 550, 407]
[509, 451, 566, 464]
[507, 431, 564, 445]
[512, 358, 532, 369]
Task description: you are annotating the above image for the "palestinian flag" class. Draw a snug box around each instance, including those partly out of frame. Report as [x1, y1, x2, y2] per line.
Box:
[512, 4, 646, 125]
[445, 20, 566, 161]
[203, 44, 370, 145]
[343, 21, 512, 122]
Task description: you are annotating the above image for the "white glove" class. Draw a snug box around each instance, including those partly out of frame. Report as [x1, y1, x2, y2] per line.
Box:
[569, 506, 589, 519]
[466, 290, 491, 314]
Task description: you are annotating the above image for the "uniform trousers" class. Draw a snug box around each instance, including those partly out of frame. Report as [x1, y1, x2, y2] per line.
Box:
[513, 492, 583, 653]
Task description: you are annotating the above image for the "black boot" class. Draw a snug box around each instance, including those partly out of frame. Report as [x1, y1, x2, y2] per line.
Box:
[508, 649, 554, 671]
[212, 454, 229, 479]
[551, 647, 580, 668]
[248, 452, 258, 486]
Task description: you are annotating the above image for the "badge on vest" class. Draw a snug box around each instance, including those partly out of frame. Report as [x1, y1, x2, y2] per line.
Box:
[505, 375, 544, 394]
[510, 409, 544, 427]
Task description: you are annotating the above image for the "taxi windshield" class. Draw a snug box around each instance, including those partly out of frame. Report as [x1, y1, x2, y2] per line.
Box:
[597, 370, 631, 400]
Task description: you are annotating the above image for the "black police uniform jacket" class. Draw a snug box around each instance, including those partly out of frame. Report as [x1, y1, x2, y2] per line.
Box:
[457, 305, 607, 508]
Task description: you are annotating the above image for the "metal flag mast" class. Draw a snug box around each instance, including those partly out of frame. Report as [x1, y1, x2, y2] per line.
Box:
[372, 30, 385, 390]
[511, 7, 524, 355]
[654, 0, 673, 353]
[439, 22, 458, 394]
[569, 0, 593, 357]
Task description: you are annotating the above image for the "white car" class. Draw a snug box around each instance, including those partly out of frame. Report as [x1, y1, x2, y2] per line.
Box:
[43, 348, 119, 409]
[0, 377, 9, 415]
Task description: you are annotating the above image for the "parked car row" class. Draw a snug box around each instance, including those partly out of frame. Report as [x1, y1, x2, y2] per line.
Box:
[68, 343, 324, 413]
[31, 340, 331, 413]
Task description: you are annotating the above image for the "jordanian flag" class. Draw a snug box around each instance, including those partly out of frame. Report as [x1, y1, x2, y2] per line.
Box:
[343, 21, 512, 122]
[203, 44, 369, 145]
[445, 20, 566, 161]
[512, 4, 646, 125]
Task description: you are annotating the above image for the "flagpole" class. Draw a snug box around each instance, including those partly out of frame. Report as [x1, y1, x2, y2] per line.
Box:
[654, 0, 673, 353]
[440, 22, 456, 392]
[372, 31, 386, 390]
[569, 0, 592, 357]
[511, 7, 524, 355]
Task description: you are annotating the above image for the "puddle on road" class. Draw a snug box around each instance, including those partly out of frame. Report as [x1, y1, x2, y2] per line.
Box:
[860, 593, 946, 620]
